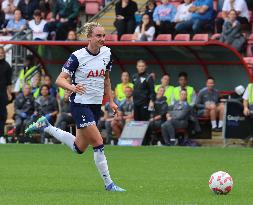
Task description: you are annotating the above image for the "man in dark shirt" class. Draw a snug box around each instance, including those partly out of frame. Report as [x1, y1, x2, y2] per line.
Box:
[18, 0, 39, 20]
[0, 47, 12, 137]
[114, 0, 138, 40]
[196, 77, 224, 132]
[132, 59, 156, 121]
[14, 84, 34, 138]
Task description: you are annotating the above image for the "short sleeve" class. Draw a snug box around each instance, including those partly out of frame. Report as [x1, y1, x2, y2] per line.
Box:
[62, 54, 79, 75]
[106, 54, 112, 71]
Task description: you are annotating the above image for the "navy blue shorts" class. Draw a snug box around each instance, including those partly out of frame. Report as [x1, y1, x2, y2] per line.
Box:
[70, 103, 101, 129]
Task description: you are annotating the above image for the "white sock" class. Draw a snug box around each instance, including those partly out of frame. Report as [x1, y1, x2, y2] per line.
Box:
[211, 121, 216, 129]
[44, 125, 77, 153]
[93, 145, 113, 187]
[218, 120, 223, 128]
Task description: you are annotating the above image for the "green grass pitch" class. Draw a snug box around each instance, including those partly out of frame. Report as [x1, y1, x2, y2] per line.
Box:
[0, 144, 253, 205]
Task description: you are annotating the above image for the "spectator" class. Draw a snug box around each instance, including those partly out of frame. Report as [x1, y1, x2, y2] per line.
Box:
[219, 9, 246, 52]
[143, 86, 168, 145]
[42, 75, 57, 97]
[28, 9, 48, 40]
[243, 83, 253, 136]
[115, 71, 134, 102]
[0, 5, 6, 30]
[155, 73, 174, 105]
[0, 47, 12, 138]
[4, 9, 26, 34]
[145, 0, 156, 18]
[216, 0, 249, 33]
[230, 85, 245, 100]
[161, 89, 191, 145]
[14, 54, 39, 93]
[153, 0, 176, 34]
[30, 73, 41, 98]
[66, 30, 77, 41]
[55, 90, 74, 131]
[111, 86, 134, 142]
[133, 13, 155, 41]
[17, 0, 39, 20]
[173, 72, 196, 106]
[34, 84, 58, 143]
[14, 84, 35, 139]
[132, 59, 156, 121]
[174, 0, 192, 29]
[114, 0, 138, 40]
[2, 0, 18, 22]
[46, 0, 80, 40]
[175, 0, 214, 34]
[196, 77, 224, 132]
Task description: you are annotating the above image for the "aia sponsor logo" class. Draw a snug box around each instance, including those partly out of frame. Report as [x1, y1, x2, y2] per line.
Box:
[87, 69, 105, 78]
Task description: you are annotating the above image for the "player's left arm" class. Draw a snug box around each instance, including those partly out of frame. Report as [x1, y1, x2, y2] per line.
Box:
[104, 71, 118, 114]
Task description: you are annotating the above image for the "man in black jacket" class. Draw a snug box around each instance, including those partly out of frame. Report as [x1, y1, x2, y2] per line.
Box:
[14, 84, 34, 138]
[132, 59, 156, 121]
[0, 47, 12, 137]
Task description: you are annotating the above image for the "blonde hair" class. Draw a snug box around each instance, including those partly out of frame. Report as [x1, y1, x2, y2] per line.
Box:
[81, 22, 102, 38]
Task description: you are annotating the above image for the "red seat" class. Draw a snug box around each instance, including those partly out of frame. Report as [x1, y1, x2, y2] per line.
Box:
[174, 34, 190, 41]
[85, 1, 100, 15]
[120, 34, 134, 41]
[155, 34, 172, 41]
[105, 34, 118, 41]
[210, 33, 221, 40]
[192, 34, 209, 41]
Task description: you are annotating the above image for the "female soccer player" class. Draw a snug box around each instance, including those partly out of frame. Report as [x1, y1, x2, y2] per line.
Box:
[25, 22, 125, 192]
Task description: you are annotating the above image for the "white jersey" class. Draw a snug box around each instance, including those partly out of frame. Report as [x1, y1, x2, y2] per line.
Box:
[62, 46, 112, 104]
[28, 19, 48, 40]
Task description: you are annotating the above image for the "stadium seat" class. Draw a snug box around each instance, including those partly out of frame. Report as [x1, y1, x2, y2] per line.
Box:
[120, 34, 134, 41]
[210, 33, 221, 40]
[155, 34, 172, 41]
[105, 34, 118, 41]
[174, 34, 190, 41]
[192, 34, 209, 41]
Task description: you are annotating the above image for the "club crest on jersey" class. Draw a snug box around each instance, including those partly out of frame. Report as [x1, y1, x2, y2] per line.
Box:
[65, 57, 73, 67]
[87, 69, 105, 78]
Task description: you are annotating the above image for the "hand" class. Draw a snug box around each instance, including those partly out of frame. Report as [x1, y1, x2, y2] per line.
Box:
[60, 18, 67, 23]
[116, 15, 124, 20]
[110, 101, 118, 116]
[148, 101, 154, 110]
[243, 107, 250, 116]
[50, 18, 56, 22]
[156, 21, 160, 26]
[71, 84, 85, 95]
[149, 117, 154, 122]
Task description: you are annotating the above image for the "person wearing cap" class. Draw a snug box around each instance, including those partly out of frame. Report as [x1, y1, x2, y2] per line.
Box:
[243, 83, 253, 133]
[28, 9, 48, 40]
[230, 85, 245, 100]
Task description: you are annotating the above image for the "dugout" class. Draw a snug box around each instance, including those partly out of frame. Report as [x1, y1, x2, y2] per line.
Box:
[1, 40, 252, 91]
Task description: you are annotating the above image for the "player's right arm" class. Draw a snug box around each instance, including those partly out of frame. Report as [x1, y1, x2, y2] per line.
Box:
[55, 53, 85, 95]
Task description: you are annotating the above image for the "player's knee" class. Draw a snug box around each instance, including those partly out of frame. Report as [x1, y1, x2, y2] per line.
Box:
[73, 142, 85, 154]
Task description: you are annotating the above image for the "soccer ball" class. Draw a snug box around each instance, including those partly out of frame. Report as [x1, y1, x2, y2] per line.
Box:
[209, 171, 233, 195]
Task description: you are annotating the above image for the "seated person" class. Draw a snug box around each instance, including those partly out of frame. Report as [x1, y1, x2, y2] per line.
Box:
[243, 83, 253, 136]
[230, 85, 245, 100]
[42, 75, 58, 97]
[114, 0, 138, 40]
[111, 86, 134, 142]
[4, 9, 26, 34]
[155, 73, 174, 106]
[153, 0, 176, 34]
[115, 71, 134, 102]
[46, 0, 80, 40]
[161, 89, 191, 145]
[31, 73, 42, 98]
[28, 10, 48, 40]
[17, 0, 39, 20]
[55, 90, 74, 132]
[175, 0, 214, 34]
[66, 30, 77, 41]
[133, 13, 155, 41]
[216, 0, 249, 33]
[220, 9, 246, 52]
[2, 0, 19, 23]
[14, 84, 34, 139]
[196, 77, 224, 132]
[172, 72, 196, 106]
[34, 84, 59, 143]
[143, 86, 168, 145]
[145, 0, 156, 18]
[174, 0, 192, 29]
